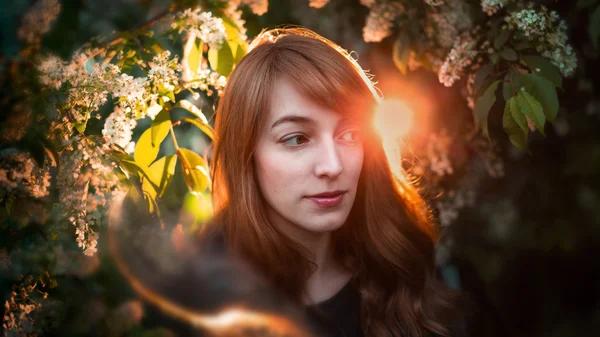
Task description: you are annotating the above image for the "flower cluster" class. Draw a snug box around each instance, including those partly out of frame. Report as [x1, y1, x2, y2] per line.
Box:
[102, 106, 137, 151]
[183, 67, 228, 97]
[481, 0, 510, 16]
[0, 151, 51, 199]
[17, 0, 61, 45]
[505, 6, 577, 76]
[2, 275, 48, 336]
[56, 136, 123, 256]
[363, 1, 405, 42]
[427, 129, 454, 177]
[428, 0, 473, 49]
[438, 32, 479, 87]
[435, 188, 476, 227]
[37, 58, 120, 131]
[173, 9, 227, 48]
[38, 49, 183, 146]
[309, 0, 330, 8]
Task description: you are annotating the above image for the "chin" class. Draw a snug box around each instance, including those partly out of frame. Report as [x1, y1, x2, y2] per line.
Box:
[300, 215, 347, 233]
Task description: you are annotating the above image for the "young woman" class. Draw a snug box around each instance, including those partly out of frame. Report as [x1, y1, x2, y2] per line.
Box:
[202, 27, 463, 337]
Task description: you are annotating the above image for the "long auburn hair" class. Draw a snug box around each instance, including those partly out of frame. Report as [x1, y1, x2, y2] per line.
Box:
[207, 27, 458, 337]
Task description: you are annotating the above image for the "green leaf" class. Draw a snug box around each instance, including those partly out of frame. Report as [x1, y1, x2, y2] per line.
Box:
[473, 62, 494, 95]
[513, 41, 532, 51]
[185, 36, 202, 75]
[590, 5, 600, 49]
[474, 80, 501, 137]
[503, 97, 528, 150]
[74, 113, 89, 134]
[221, 16, 243, 41]
[521, 55, 562, 88]
[208, 41, 234, 77]
[517, 91, 545, 136]
[134, 127, 167, 167]
[144, 155, 177, 198]
[151, 109, 171, 147]
[178, 148, 210, 193]
[392, 34, 411, 75]
[500, 47, 517, 61]
[235, 42, 247, 64]
[521, 74, 559, 122]
[493, 30, 510, 50]
[119, 160, 159, 191]
[490, 53, 500, 65]
[179, 117, 215, 139]
[509, 94, 528, 133]
[502, 73, 513, 101]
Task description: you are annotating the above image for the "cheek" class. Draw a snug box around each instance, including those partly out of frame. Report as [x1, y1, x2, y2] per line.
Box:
[343, 146, 364, 182]
[254, 149, 303, 196]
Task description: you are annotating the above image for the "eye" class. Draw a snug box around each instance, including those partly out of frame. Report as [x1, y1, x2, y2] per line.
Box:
[339, 129, 360, 142]
[282, 134, 309, 147]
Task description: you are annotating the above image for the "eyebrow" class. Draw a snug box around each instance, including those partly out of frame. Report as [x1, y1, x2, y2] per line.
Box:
[270, 115, 315, 129]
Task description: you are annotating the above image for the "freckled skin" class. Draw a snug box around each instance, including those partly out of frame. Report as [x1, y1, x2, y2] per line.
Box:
[254, 77, 364, 236]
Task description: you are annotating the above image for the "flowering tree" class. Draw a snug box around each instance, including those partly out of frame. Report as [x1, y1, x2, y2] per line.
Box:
[1, 0, 597, 336]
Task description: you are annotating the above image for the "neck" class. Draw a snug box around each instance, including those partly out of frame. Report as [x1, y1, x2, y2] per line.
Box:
[272, 215, 336, 274]
[268, 212, 351, 305]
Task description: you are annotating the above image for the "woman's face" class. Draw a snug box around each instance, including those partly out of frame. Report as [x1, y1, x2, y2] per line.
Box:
[254, 77, 364, 236]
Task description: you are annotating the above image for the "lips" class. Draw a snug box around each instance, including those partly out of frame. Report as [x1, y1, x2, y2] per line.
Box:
[306, 190, 347, 208]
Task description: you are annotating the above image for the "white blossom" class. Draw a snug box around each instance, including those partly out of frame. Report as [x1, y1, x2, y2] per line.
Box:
[505, 6, 577, 76]
[17, 0, 61, 45]
[102, 106, 137, 148]
[428, 0, 473, 49]
[481, 0, 510, 16]
[147, 51, 181, 93]
[173, 9, 227, 48]
[438, 32, 478, 87]
[436, 188, 476, 227]
[0, 151, 52, 199]
[363, 2, 405, 43]
[57, 136, 123, 256]
[37, 54, 67, 89]
[427, 130, 454, 177]
[112, 74, 148, 102]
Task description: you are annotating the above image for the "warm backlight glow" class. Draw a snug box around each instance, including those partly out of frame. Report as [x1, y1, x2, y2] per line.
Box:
[374, 99, 415, 141]
[374, 99, 415, 177]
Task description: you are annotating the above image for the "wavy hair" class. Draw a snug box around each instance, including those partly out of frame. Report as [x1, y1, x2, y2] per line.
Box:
[206, 27, 458, 337]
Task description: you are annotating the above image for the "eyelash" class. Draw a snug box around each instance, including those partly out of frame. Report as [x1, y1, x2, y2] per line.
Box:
[280, 129, 360, 148]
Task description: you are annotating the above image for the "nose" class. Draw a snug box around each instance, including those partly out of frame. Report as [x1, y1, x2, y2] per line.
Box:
[314, 138, 343, 179]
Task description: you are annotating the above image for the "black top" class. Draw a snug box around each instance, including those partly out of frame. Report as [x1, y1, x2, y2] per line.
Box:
[141, 229, 467, 337]
[303, 278, 467, 337]
[305, 279, 364, 337]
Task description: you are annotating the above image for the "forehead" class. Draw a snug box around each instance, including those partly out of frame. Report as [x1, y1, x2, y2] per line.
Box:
[268, 77, 344, 126]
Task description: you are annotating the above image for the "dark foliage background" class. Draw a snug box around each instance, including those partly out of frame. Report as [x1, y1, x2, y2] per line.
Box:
[1, 1, 599, 337]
